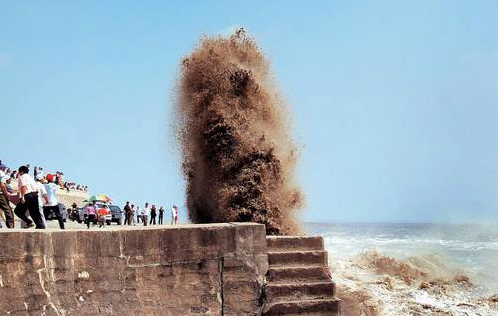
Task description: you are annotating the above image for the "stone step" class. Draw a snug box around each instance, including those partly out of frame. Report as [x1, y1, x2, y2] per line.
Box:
[268, 250, 328, 267]
[265, 281, 336, 303]
[267, 236, 324, 252]
[262, 298, 341, 316]
[268, 265, 332, 284]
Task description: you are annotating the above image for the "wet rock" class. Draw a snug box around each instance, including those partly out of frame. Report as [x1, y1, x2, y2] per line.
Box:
[488, 294, 498, 303]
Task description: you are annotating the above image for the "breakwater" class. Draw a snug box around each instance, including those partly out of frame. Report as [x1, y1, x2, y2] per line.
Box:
[0, 223, 339, 315]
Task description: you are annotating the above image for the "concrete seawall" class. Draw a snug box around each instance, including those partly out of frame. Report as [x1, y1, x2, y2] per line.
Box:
[55, 190, 89, 207]
[0, 223, 268, 315]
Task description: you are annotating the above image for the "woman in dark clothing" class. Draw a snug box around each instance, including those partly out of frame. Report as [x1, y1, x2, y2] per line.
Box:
[158, 207, 164, 225]
[149, 205, 157, 225]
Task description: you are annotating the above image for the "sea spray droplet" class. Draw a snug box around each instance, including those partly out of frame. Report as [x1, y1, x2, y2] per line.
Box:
[175, 29, 303, 235]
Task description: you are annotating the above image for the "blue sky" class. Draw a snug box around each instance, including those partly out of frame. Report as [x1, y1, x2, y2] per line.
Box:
[1, 1, 497, 223]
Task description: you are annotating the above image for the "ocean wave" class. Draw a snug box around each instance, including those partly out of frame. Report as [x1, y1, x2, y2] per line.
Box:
[330, 250, 498, 316]
[323, 236, 498, 251]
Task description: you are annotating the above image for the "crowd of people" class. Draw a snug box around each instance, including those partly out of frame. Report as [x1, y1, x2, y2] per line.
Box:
[0, 159, 181, 230]
[1, 161, 89, 194]
[0, 161, 68, 229]
[81, 202, 179, 228]
[121, 201, 179, 226]
[82, 201, 109, 228]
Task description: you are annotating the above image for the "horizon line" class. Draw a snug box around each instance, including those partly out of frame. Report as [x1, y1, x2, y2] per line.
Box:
[301, 221, 498, 225]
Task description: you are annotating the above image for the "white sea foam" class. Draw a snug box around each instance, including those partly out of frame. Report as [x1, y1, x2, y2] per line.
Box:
[306, 223, 498, 316]
[328, 250, 497, 316]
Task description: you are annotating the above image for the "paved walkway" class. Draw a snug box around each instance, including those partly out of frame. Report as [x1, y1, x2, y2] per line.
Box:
[5, 219, 182, 231]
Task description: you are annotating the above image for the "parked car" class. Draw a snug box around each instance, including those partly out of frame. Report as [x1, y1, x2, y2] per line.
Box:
[78, 202, 112, 225]
[44, 203, 67, 222]
[109, 205, 123, 225]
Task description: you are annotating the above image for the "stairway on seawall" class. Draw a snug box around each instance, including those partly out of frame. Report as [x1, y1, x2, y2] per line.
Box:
[263, 236, 341, 316]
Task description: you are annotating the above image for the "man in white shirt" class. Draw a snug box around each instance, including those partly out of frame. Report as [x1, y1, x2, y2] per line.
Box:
[142, 203, 149, 226]
[35, 175, 49, 228]
[42, 175, 65, 229]
[130, 204, 135, 225]
[14, 166, 45, 229]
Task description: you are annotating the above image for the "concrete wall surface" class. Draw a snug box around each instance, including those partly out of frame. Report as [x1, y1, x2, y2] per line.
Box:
[55, 190, 89, 208]
[0, 223, 268, 316]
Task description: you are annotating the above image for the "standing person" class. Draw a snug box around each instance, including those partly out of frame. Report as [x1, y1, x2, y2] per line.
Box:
[55, 172, 64, 189]
[42, 175, 65, 229]
[0, 165, 15, 228]
[14, 166, 45, 229]
[19, 173, 43, 229]
[70, 202, 78, 221]
[135, 205, 142, 224]
[97, 205, 109, 228]
[149, 205, 157, 225]
[133, 204, 138, 225]
[85, 202, 97, 228]
[158, 207, 164, 225]
[0, 167, 8, 228]
[34, 166, 43, 179]
[35, 175, 49, 228]
[130, 204, 135, 225]
[123, 201, 131, 225]
[171, 205, 179, 225]
[0, 168, 7, 228]
[143, 203, 149, 226]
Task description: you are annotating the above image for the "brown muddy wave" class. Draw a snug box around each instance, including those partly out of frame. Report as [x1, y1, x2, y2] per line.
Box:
[332, 250, 498, 316]
[175, 29, 303, 235]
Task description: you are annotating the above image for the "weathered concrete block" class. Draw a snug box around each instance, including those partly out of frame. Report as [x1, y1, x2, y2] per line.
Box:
[0, 223, 268, 315]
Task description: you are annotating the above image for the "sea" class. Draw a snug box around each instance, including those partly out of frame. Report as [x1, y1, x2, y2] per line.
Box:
[304, 222, 498, 316]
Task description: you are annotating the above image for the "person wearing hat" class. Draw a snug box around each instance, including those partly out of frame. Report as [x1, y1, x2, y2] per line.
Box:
[43, 175, 65, 229]
[0, 165, 15, 228]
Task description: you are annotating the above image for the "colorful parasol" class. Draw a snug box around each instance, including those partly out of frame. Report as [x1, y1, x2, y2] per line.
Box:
[85, 194, 111, 203]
